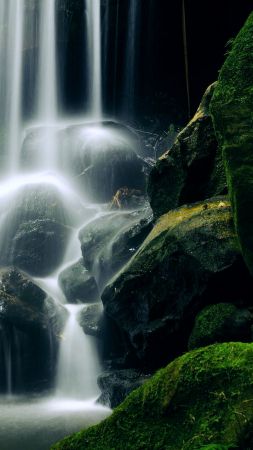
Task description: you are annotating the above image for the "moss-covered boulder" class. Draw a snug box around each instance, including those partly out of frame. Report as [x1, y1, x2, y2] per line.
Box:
[210, 12, 253, 275]
[52, 342, 253, 450]
[101, 198, 253, 368]
[148, 83, 226, 219]
[188, 303, 253, 350]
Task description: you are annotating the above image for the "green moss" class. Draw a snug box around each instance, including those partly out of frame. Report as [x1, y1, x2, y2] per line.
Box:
[210, 12, 253, 275]
[52, 343, 253, 450]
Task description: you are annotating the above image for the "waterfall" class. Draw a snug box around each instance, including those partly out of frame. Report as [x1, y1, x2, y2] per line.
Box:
[2, 0, 25, 174]
[0, 325, 22, 396]
[86, 0, 102, 119]
[37, 0, 57, 122]
[56, 305, 100, 400]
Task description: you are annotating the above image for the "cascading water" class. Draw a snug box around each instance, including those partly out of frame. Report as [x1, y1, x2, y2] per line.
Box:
[0, 0, 147, 448]
[86, 0, 102, 118]
[37, 0, 57, 122]
[0, 0, 111, 448]
[36, 0, 58, 170]
[0, 1, 24, 173]
[56, 305, 100, 400]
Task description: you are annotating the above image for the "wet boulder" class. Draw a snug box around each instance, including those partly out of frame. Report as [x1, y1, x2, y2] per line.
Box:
[58, 122, 146, 202]
[8, 219, 70, 277]
[0, 266, 45, 309]
[0, 267, 67, 335]
[0, 184, 72, 276]
[0, 269, 67, 392]
[59, 260, 99, 304]
[148, 83, 227, 218]
[78, 303, 102, 337]
[102, 198, 253, 368]
[79, 206, 153, 288]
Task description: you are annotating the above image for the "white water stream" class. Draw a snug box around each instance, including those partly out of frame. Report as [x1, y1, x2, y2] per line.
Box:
[56, 304, 101, 400]
[37, 0, 57, 121]
[0, 1, 112, 448]
[0, 0, 150, 447]
[86, 0, 102, 118]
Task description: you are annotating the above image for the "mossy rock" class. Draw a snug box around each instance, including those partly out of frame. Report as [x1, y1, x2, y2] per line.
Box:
[101, 198, 253, 368]
[188, 303, 253, 350]
[210, 12, 253, 275]
[148, 83, 226, 219]
[52, 342, 253, 450]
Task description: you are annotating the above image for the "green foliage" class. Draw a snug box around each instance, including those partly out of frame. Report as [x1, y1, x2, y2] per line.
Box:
[52, 343, 253, 450]
[199, 445, 236, 450]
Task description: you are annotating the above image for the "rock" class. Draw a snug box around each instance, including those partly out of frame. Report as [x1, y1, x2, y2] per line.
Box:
[0, 184, 72, 276]
[78, 303, 102, 337]
[58, 122, 146, 203]
[0, 266, 46, 309]
[102, 198, 253, 368]
[97, 369, 150, 408]
[9, 219, 70, 277]
[59, 260, 99, 304]
[52, 342, 253, 450]
[188, 303, 253, 350]
[148, 83, 227, 218]
[0, 267, 67, 335]
[210, 12, 253, 275]
[0, 270, 67, 392]
[79, 206, 153, 288]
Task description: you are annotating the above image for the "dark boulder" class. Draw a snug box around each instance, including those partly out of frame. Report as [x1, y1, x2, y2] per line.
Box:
[188, 303, 253, 350]
[78, 303, 102, 337]
[59, 260, 99, 304]
[0, 267, 67, 336]
[102, 198, 253, 368]
[0, 269, 67, 392]
[98, 369, 150, 408]
[0, 266, 45, 309]
[79, 206, 153, 288]
[8, 219, 70, 277]
[58, 122, 146, 203]
[148, 83, 227, 218]
[0, 184, 72, 276]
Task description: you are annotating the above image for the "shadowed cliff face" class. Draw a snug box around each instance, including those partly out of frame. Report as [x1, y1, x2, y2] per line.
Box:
[211, 12, 253, 276]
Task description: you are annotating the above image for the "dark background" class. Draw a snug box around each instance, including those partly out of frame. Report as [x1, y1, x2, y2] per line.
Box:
[25, 1, 253, 129]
